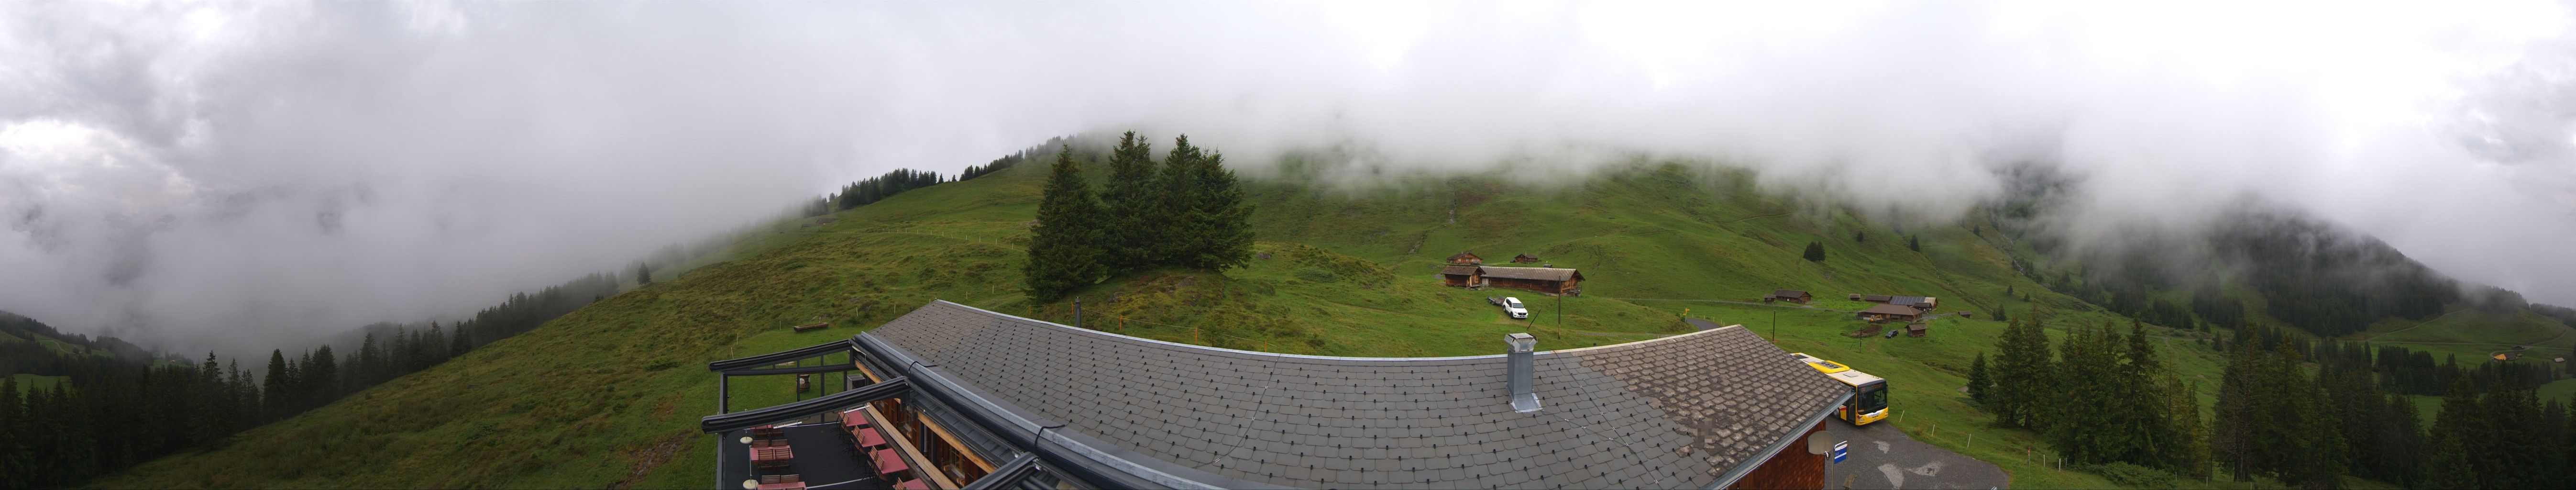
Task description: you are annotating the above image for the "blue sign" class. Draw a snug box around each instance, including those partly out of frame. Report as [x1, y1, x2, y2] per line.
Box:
[1832, 441, 1848, 463]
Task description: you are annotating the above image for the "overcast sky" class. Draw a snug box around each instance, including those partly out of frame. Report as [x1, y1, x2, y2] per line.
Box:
[5, 2, 2575, 352]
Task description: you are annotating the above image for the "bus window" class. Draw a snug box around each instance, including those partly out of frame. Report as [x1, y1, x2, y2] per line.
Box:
[1857, 382, 1889, 413]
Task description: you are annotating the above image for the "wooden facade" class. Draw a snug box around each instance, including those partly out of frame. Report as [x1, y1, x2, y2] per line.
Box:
[1511, 253, 1541, 263]
[1439, 266, 1483, 288]
[1727, 419, 1829, 490]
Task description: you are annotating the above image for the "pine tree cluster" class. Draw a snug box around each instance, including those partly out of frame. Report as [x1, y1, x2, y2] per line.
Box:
[0, 271, 622, 488]
[1024, 132, 1255, 301]
[1976, 314, 2576, 487]
[1976, 308, 2206, 477]
[801, 168, 951, 217]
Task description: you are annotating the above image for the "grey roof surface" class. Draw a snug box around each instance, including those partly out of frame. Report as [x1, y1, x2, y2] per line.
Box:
[1440, 265, 1482, 276]
[1889, 296, 1931, 307]
[1476, 266, 1581, 282]
[863, 301, 1846, 490]
[1859, 303, 1921, 315]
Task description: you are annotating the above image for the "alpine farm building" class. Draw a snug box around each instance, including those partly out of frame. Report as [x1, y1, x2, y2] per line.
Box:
[703, 301, 1850, 490]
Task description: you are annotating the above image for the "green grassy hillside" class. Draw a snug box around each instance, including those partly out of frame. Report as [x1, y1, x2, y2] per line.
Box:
[8, 373, 67, 394]
[2364, 306, 2576, 363]
[93, 155, 2275, 489]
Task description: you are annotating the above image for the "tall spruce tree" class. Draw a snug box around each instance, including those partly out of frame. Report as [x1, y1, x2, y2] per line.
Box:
[1989, 317, 2053, 428]
[1164, 137, 1254, 271]
[1023, 145, 1110, 301]
[2420, 380, 2482, 488]
[1966, 352, 1992, 405]
[261, 349, 288, 422]
[2212, 340, 2344, 486]
[1100, 132, 1163, 272]
[1803, 241, 1827, 262]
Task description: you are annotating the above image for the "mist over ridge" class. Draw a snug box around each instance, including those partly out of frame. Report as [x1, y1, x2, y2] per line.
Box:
[4, 1, 2575, 352]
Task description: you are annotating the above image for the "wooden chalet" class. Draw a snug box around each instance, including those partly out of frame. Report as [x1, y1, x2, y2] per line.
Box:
[1511, 253, 1541, 263]
[1860, 294, 1893, 303]
[1446, 251, 1485, 266]
[1857, 303, 1923, 323]
[1905, 323, 1928, 337]
[1478, 266, 1584, 296]
[1765, 290, 1814, 304]
[1439, 265, 1484, 288]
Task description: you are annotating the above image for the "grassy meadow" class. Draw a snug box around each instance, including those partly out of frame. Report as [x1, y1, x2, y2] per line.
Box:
[91, 152, 2539, 489]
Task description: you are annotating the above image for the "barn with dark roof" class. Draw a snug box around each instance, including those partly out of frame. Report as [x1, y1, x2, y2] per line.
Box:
[702, 301, 1850, 490]
[1476, 266, 1584, 296]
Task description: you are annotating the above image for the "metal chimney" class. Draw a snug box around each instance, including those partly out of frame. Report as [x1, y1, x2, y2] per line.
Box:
[1506, 333, 1541, 412]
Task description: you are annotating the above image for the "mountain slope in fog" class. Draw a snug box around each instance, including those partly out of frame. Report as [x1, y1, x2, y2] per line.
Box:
[90, 149, 2543, 489]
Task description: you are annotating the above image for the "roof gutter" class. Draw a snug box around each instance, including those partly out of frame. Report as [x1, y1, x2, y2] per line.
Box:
[1706, 391, 1851, 490]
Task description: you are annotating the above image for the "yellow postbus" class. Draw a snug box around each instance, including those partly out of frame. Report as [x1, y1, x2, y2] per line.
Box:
[1790, 353, 1889, 425]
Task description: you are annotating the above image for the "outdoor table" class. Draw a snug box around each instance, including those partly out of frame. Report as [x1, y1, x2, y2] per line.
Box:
[858, 428, 888, 449]
[873, 448, 910, 477]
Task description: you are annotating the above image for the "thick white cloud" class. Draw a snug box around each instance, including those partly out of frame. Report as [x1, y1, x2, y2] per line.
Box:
[4, 1, 2575, 352]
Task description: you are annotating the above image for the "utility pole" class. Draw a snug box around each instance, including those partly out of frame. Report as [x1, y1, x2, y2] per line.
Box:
[1557, 293, 1565, 330]
[1772, 309, 1779, 341]
[1074, 296, 1082, 329]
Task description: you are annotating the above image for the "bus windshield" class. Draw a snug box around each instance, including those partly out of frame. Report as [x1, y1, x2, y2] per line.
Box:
[1856, 382, 1889, 413]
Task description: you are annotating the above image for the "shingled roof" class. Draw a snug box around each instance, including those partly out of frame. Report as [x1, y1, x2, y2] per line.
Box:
[1476, 266, 1582, 282]
[1440, 265, 1482, 276]
[860, 301, 1847, 489]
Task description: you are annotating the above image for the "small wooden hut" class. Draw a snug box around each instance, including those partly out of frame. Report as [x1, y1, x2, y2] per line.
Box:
[1445, 251, 1485, 266]
[1511, 253, 1541, 263]
[1765, 290, 1814, 304]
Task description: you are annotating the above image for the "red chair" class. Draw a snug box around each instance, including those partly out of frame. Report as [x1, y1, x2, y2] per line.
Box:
[840, 409, 872, 429]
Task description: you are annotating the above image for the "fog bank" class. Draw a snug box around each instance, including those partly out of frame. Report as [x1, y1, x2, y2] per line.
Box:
[5, 2, 2575, 352]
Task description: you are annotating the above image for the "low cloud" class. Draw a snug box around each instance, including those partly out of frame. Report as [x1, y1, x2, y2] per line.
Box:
[5, 2, 2575, 352]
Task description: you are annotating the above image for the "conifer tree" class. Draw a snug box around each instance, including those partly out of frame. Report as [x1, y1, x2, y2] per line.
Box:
[1989, 317, 2052, 428]
[1100, 131, 1163, 272]
[1164, 137, 1254, 271]
[261, 349, 288, 422]
[1803, 241, 1826, 262]
[1966, 351, 1992, 404]
[1907, 234, 1921, 252]
[307, 345, 337, 410]
[1023, 145, 1110, 301]
[2421, 380, 2481, 488]
[636, 263, 652, 286]
[450, 329, 472, 361]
